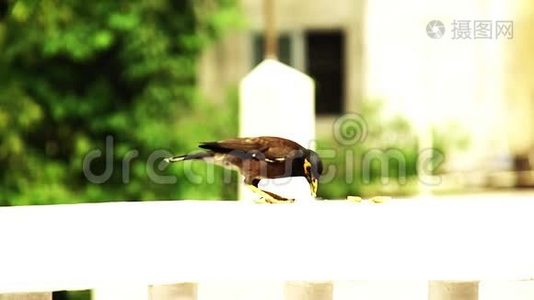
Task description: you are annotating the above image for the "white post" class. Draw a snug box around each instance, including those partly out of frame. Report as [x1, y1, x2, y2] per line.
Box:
[239, 59, 315, 201]
[149, 283, 196, 300]
[285, 282, 332, 300]
[429, 281, 479, 300]
[0, 293, 51, 300]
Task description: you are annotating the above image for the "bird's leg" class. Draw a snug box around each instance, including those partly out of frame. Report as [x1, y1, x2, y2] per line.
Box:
[260, 190, 295, 204]
[247, 178, 295, 204]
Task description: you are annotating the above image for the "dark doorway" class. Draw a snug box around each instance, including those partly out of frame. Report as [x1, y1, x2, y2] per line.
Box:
[306, 31, 345, 115]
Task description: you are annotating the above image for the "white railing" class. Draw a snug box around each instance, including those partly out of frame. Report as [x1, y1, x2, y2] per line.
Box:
[1, 194, 534, 299]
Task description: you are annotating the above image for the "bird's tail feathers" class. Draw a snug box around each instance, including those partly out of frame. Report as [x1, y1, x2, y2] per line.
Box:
[164, 151, 213, 163]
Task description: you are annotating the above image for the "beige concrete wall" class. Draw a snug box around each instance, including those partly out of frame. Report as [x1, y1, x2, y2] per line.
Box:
[198, 0, 364, 120]
[505, 0, 534, 154]
[360, 0, 531, 174]
[197, 32, 250, 103]
[198, 0, 534, 166]
[241, 0, 356, 30]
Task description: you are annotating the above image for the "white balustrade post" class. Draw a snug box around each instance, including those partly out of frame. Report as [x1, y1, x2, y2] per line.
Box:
[239, 59, 315, 201]
[429, 281, 479, 300]
[0, 293, 51, 300]
[149, 283, 196, 300]
[285, 282, 332, 300]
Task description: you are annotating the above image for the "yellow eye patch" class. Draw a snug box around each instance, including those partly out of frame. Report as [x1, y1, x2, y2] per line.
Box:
[304, 158, 312, 174]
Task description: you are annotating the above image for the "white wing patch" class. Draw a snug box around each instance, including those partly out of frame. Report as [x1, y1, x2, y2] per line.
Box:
[265, 157, 286, 163]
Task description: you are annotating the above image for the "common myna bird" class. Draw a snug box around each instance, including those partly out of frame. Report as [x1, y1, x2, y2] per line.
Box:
[164, 136, 323, 203]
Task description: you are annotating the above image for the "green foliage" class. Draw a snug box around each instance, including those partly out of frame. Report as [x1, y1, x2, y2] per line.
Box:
[432, 121, 470, 173]
[0, 0, 241, 205]
[316, 101, 420, 199]
[52, 290, 91, 300]
[317, 100, 470, 199]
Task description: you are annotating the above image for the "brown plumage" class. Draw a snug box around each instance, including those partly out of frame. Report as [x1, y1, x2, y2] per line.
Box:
[165, 136, 323, 203]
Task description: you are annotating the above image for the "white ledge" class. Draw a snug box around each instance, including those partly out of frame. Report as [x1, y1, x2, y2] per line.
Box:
[1, 195, 534, 293]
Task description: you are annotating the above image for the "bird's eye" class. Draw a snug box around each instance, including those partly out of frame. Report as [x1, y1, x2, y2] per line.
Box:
[304, 165, 312, 176]
[304, 159, 313, 175]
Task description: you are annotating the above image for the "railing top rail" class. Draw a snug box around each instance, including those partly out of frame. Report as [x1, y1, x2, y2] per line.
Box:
[1, 195, 534, 293]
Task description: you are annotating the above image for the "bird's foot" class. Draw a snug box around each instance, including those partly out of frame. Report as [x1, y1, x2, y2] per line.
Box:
[255, 197, 295, 204]
[254, 197, 268, 204]
[267, 197, 295, 204]
[257, 189, 295, 204]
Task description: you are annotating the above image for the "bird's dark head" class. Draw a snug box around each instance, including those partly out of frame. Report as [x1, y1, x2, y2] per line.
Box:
[303, 149, 323, 197]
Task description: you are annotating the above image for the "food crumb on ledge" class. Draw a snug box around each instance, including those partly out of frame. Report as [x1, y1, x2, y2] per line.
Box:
[346, 196, 363, 202]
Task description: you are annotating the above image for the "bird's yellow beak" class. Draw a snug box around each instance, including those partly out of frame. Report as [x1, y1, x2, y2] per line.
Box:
[310, 178, 318, 198]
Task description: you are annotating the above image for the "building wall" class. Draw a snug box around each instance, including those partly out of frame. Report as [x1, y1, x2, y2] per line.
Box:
[198, 0, 364, 114]
[197, 32, 250, 104]
[505, 0, 534, 155]
[361, 0, 534, 175]
[197, 0, 534, 175]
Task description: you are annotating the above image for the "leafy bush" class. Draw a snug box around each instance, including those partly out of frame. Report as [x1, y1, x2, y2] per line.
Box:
[0, 0, 241, 205]
[317, 101, 421, 199]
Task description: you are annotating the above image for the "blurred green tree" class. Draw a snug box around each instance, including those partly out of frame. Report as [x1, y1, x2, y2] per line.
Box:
[317, 101, 420, 199]
[0, 0, 241, 205]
